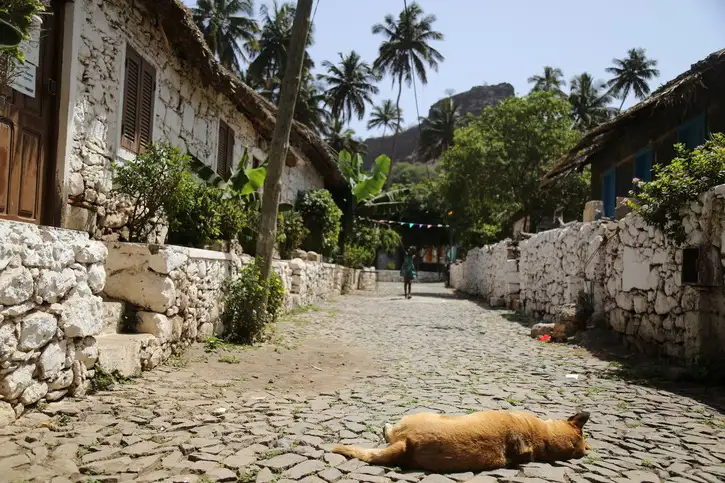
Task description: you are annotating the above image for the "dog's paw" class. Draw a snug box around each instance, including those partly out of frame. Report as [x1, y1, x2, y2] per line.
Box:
[383, 423, 393, 442]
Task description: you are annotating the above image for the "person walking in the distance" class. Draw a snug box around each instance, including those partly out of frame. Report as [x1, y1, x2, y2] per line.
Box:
[401, 246, 418, 299]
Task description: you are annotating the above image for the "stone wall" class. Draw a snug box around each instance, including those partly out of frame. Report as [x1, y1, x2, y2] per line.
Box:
[376, 270, 445, 284]
[451, 185, 725, 365]
[101, 243, 375, 371]
[65, 0, 324, 237]
[0, 221, 108, 425]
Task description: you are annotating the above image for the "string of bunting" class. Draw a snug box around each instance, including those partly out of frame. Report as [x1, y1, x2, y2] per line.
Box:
[358, 217, 449, 229]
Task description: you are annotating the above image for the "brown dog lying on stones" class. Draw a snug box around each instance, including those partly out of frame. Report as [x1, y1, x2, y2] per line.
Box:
[332, 410, 590, 472]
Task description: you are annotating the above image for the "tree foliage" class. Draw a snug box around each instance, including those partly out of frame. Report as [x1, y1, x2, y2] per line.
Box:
[441, 91, 588, 247]
[569, 72, 614, 131]
[367, 99, 403, 137]
[418, 96, 460, 160]
[192, 0, 259, 74]
[528, 66, 566, 97]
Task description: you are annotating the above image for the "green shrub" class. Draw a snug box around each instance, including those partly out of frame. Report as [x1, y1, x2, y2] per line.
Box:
[342, 244, 375, 269]
[167, 177, 223, 247]
[628, 134, 725, 244]
[222, 262, 285, 344]
[279, 210, 309, 259]
[111, 143, 190, 242]
[296, 189, 342, 255]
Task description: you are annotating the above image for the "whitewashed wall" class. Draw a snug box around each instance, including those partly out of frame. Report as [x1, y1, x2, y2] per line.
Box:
[451, 185, 725, 365]
[65, 0, 324, 235]
[0, 220, 108, 425]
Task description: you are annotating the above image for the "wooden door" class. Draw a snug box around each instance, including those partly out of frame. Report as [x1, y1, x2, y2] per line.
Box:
[0, 6, 59, 224]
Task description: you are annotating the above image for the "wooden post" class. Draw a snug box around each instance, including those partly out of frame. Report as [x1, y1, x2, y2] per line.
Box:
[255, 0, 314, 286]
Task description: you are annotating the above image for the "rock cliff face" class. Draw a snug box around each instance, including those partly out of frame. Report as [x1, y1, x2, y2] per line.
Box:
[363, 83, 515, 166]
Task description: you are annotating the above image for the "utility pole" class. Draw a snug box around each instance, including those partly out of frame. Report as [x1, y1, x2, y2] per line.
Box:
[255, 0, 313, 288]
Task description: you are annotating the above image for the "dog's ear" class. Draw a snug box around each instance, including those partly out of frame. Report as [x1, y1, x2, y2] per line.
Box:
[567, 412, 590, 429]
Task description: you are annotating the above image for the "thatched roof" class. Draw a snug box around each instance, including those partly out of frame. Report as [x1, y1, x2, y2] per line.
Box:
[141, 0, 347, 189]
[542, 48, 725, 185]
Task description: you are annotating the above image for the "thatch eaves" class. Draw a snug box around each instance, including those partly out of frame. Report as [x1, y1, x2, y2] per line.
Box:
[141, 0, 347, 189]
[542, 48, 725, 186]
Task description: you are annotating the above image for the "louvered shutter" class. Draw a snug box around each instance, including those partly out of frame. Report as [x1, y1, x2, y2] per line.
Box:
[138, 61, 156, 153]
[217, 121, 235, 178]
[121, 48, 141, 151]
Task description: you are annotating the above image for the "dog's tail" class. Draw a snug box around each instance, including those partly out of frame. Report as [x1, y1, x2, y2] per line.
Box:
[331, 440, 407, 466]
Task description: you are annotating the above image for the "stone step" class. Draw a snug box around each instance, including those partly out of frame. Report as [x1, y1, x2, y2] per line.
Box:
[102, 301, 126, 335]
[96, 333, 154, 378]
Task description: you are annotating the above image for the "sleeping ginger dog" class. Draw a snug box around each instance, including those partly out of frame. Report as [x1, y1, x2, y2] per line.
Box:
[332, 410, 590, 472]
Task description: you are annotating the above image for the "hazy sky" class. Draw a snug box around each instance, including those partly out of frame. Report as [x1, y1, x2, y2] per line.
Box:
[184, 0, 725, 138]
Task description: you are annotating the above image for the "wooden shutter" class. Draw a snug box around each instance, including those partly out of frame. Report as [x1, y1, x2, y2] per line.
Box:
[121, 46, 155, 153]
[138, 61, 156, 153]
[217, 120, 234, 178]
[121, 48, 141, 151]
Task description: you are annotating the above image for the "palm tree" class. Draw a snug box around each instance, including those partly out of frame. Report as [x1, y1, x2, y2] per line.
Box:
[326, 118, 367, 156]
[418, 96, 460, 160]
[606, 48, 660, 112]
[367, 99, 403, 138]
[528, 66, 566, 97]
[569, 73, 615, 131]
[318, 51, 379, 125]
[247, 1, 314, 93]
[192, 0, 259, 74]
[372, 2, 443, 184]
[294, 77, 331, 136]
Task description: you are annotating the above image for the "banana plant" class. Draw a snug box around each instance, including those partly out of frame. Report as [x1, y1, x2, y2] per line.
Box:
[188, 148, 292, 212]
[189, 147, 267, 198]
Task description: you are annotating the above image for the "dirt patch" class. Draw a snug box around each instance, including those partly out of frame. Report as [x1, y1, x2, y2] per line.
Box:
[163, 326, 376, 395]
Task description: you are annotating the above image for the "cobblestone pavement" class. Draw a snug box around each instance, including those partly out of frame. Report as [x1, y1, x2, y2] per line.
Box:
[2, 283, 725, 483]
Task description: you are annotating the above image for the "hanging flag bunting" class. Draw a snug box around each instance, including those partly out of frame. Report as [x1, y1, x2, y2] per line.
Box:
[355, 217, 450, 228]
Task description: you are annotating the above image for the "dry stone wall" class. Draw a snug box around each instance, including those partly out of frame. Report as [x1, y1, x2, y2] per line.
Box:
[66, 0, 324, 238]
[451, 185, 725, 365]
[102, 243, 375, 370]
[0, 221, 108, 424]
[376, 270, 444, 283]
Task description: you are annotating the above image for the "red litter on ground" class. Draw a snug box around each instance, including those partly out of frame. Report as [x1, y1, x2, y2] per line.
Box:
[537, 334, 552, 343]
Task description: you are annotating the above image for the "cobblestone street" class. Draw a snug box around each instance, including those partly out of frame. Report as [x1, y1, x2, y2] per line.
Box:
[2, 283, 725, 483]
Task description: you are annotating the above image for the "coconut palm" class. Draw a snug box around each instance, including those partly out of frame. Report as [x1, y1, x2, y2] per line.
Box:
[418, 96, 460, 160]
[294, 77, 331, 136]
[606, 48, 660, 112]
[192, 0, 259, 74]
[372, 3, 443, 129]
[372, 2, 444, 181]
[318, 51, 379, 125]
[569, 73, 615, 131]
[326, 118, 367, 156]
[527, 66, 566, 97]
[247, 0, 314, 91]
[367, 99, 403, 138]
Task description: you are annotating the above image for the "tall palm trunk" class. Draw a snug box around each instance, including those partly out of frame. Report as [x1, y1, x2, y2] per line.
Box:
[386, 77, 404, 188]
[617, 87, 629, 113]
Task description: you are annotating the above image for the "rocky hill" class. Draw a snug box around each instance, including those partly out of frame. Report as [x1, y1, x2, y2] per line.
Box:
[363, 82, 515, 166]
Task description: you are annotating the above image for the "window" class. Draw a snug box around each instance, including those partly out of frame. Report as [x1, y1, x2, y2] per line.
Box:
[633, 147, 653, 183]
[677, 113, 707, 150]
[602, 168, 616, 218]
[121, 46, 156, 154]
[217, 120, 235, 178]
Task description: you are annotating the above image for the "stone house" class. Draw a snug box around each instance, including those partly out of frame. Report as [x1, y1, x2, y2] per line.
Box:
[543, 48, 725, 219]
[1, 0, 347, 237]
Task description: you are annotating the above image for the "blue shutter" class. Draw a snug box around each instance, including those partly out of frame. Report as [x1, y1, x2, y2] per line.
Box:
[602, 168, 616, 218]
[633, 147, 653, 182]
[677, 113, 707, 150]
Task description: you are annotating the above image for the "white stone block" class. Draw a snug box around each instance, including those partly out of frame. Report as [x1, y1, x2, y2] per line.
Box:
[0, 266, 34, 305]
[137, 312, 173, 343]
[622, 246, 652, 292]
[59, 291, 104, 338]
[104, 270, 176, 313]
[0, 363, 35, 400]
[19, 312, 58, 351]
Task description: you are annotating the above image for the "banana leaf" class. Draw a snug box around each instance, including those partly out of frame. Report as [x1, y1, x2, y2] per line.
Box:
[352, 154, 390, 203]
[0, 19, 23, 48]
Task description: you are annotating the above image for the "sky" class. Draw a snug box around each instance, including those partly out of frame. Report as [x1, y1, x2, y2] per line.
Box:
[185, 0, 725, 138]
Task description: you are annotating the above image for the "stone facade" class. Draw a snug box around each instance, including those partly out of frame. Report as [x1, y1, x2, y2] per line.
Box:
[0, 221, 108, 420]
[451, 184, 725, 365]
[64, 0, 324, 238]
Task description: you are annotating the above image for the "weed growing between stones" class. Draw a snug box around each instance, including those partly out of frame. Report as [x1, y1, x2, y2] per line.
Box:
[90, 367, 135, 393]
[218, 355, 240, 364]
